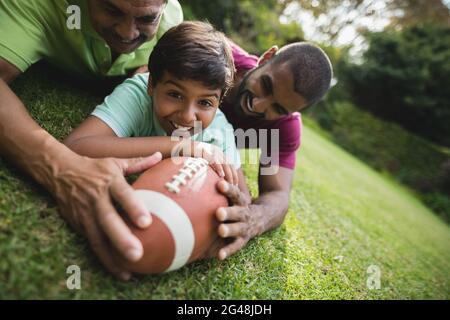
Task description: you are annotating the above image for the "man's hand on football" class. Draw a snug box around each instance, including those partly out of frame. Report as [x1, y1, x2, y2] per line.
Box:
[54, 152, 162, 280]
[214, 180, 261, 260]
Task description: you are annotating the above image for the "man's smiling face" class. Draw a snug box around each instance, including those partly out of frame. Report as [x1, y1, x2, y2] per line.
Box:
[234, 60, 308, 121]
[88, 0, 166, 54]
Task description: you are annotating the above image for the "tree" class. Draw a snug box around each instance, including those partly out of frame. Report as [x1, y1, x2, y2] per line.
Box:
[389, 0, 450, 28]
[281, 0, 449, 46]
[338, 24, 450, 146]
[181, 0, 304, 54]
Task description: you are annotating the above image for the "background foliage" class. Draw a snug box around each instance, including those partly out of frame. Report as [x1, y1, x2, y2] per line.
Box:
[338, 24, 450, 147]
[182, 0, 304, 53]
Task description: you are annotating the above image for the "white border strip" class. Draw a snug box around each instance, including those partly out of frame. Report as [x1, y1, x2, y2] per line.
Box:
[135, 189, 195, 272]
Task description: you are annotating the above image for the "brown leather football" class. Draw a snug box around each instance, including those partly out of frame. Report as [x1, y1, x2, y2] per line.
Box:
[116, 157, 228, 274]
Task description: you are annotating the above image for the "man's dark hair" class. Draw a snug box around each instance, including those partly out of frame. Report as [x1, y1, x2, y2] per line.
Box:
[148, 21, 235, 97]
[271, 43, 333, 107]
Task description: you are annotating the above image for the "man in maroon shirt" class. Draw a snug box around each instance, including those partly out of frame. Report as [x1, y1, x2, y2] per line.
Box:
[213, 41, 332, 260]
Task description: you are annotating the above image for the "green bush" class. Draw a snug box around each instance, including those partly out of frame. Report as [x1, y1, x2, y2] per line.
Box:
[422, 192, 450, 223]
[339, 24, 450, 147]
[181, 0, 304, 54]
[438, 159, 450, 194]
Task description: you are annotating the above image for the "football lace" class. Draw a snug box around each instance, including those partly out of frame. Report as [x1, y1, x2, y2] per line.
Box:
[165, 158, 209, 194]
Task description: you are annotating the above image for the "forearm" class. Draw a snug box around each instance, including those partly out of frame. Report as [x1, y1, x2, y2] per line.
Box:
[252, 190, 290, 236]
[66, 135, 189, 159]
[0, 79, 79, 192]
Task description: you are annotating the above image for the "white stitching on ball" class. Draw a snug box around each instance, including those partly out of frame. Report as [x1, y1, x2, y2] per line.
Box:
[165, 158, 209, 194]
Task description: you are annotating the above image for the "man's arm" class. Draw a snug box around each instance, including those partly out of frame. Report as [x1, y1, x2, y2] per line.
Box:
[254, 166, 294, 230]
[214, 165, 294, 260]
[0, 57, 21, 84]
[0, 59, 163, 280]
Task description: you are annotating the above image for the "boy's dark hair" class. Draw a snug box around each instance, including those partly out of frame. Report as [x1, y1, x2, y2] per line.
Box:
[148, 21, 235, 97]
[270, 43, 333, 107]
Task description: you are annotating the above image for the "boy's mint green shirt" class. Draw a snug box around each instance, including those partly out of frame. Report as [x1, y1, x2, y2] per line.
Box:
[92, 73, 241, 169]
[0, 0, 183, 77]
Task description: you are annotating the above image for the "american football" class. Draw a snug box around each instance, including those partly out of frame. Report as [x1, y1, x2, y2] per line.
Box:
[115, 156, 228, 274]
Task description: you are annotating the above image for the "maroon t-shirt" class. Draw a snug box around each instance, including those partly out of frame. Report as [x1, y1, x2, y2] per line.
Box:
[220, 41, 302, 169]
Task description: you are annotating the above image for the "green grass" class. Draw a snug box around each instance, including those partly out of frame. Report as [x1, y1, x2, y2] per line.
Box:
[305, 100, 450, 221]
[0, 64, 449, 299]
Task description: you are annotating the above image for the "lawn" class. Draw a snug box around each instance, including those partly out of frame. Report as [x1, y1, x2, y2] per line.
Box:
[0, 64, 449, 299]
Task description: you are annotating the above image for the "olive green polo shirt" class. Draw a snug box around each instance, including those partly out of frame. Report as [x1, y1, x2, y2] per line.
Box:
[0, 0, 183, 77]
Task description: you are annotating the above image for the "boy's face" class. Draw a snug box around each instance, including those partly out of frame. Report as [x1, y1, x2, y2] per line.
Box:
[88, 0, 166, 54]
[148, 72, 222, 136]
[234, 61, 308, 121]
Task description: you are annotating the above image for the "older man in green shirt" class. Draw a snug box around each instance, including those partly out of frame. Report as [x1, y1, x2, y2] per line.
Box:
[0, 0, 182, 76]
[0, 0, 182, 280]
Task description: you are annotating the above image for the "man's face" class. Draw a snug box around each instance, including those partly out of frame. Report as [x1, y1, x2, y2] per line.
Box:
[149, 72, 221, 136]
[233, 61, 307, 121]
[88, 0, 166, 54]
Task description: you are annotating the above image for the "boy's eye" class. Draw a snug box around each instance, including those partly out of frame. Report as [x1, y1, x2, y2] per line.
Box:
[199, 100, 214, 108]
[167, 92, 182, 100]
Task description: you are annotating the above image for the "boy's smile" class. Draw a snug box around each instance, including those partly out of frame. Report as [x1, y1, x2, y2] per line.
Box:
[169, 121, 193, 132]
[148, 72, 221, 136]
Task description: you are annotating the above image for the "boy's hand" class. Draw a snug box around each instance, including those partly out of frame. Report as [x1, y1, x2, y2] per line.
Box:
[194, 142, 238, 185]
[176, 140, 238, 185]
